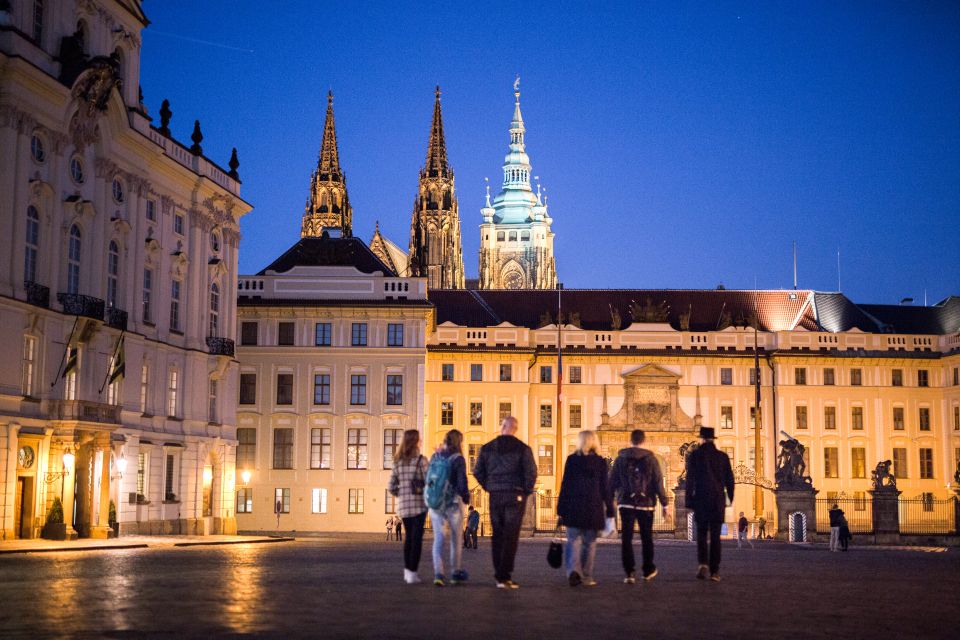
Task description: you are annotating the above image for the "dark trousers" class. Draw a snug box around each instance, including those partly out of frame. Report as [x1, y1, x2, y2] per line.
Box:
[695, 513, 723, 575]
[466, 529, 478, 548]
[402, 512, 426, 571]
[619, 507, 655, 576]
[395, 525, 402, 541]
[489, 492, 527, 582]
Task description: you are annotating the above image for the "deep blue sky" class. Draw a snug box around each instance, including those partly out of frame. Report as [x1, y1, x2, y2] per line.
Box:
[139, 1, 960, 304]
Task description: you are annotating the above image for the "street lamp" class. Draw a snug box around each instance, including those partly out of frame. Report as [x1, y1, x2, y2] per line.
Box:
[241, 469, 251, 485]
[115, 454, 127, 479]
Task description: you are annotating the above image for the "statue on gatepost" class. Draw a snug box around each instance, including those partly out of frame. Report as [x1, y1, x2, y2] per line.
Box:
[871, 460, 897, 492]
[774, 436, 812, 489]
[675, 441, 699, 490]
[954, 459, 960, 489]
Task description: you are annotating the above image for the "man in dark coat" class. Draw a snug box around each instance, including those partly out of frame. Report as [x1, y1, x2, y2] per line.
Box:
[686, 426, 734, 581]
[473, 416, 537, 589]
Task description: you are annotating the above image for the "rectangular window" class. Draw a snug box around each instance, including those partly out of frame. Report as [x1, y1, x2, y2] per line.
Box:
[383, 429, 402, 469]
[236, 488, 253, 514]
[540, 404, 553, 429]
[499, 364, 512, 382]
[310, 428, 332, 469]
[893, 448, 908, 479]
[441, 363, 454, 381]
[892, 369, 903, 387]
[276, 373, 294, 405]
[569, 405, 582, 430]
[240, 322, 258, 346]
[540, 366, 552, 384]
[919, 407, 930, 431]
[385, 375, 403, 406]
[749, 406, 757, 430]
[850, 368, 862, 386]
[239, 373, 257, 405]
[387, 323, 404, 347]
[348, 488, 364, 513]
[164, 454, 177, 500]
[919, 448, 934, 479]
[384, 490, 396, 514]
[208, 379, 218, 423]
[824, 447, 839, 479]
[469, 402, 483, 426]
[720, 406, 733, 429]
[312, 488, 328, 514]
[824, 406, 836, 430]
[468, 444, 480, 472]
[722, 447, 734, 461]
[851, 448, 866, 479]
[31, 0, 43, 42]
[470, 364, 483, 382]
[350, 374, 367, 405]
[749, 368, 759, 386]
[313, 373, 331, 405]
[237, 428, 256, 471]
[954, 367, 959, 386]
[538, 445, 554, 476]
[347, 429, 368, 470]
[146, 199, 156, 221]
[954, 406, 959, 431]
[273, 429, 293, 469]
[142, 268, 153, 323]
[441, 401, 454, 426]
[847, 406, 862, 431]
[173, 212, 184, 235]
[795, 368, 806, 385]
[499, 402, 512, 423]
[140, 364, 149, 414]
[823, 368, 835, 386]
[796, 406, 808, 430]
[274, 488, 290, 514]
[277, 322, 295, 346]
[893, 406, 904, 430]
[136, 452, 148, 499]
[314, 323, 331, 346]
[21, 335, 36, 396]
[720, 368, 733, 385]
[569, 366, 582, 384]
[170, 281, 181, 332]
[167, 369, 178, 417]
[918, 370, 929, 387]
[351, 323, 367, 346]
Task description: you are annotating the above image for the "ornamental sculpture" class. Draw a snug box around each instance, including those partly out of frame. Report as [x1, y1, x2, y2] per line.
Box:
[871, 460, 898, 492]
[675, 440, 699, 489]
[775, 437, 813, 489]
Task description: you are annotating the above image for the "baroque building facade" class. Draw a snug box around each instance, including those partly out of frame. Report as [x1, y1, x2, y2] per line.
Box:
[0, 0, 251, 539]
[300, 92, 352, 239]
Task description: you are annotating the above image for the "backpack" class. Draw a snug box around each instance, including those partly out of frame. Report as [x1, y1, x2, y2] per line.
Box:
[424, 453, 460, 511]
[623, 456, 654, 503]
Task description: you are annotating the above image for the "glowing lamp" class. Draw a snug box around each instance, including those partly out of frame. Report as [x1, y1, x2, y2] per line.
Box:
[241, 469, 251, 485]
[202, 467, 214, 483]
[62, 451, 75, 469]
[116, 455, 128, 476]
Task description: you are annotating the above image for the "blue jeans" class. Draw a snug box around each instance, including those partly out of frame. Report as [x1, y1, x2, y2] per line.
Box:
[565, 527, 599, 578]
[430, 504, 464, 577]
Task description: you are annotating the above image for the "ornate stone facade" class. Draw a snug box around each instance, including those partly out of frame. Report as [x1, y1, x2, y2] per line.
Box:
[301, 92, 353, 238]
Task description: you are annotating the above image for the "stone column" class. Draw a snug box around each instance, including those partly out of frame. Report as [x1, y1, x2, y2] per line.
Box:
[870, 489, 901, 544]
[775, 487, 817, 542]
[673, 485, 689, 540]
[2, 423, 19, 539]
[90, 439, 114, 539]
[60, 445, 79, 541]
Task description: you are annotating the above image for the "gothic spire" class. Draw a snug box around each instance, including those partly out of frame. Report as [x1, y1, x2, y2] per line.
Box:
[425, 86, 451, 179]
[301, 91, 352, 237]
[317, 91, 342, 178]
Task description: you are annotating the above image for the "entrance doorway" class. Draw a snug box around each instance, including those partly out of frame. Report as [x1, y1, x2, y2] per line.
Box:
[15, 476, 35, 539]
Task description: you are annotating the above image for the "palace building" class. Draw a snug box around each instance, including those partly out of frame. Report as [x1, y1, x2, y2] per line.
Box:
[0, 0, 251, 539]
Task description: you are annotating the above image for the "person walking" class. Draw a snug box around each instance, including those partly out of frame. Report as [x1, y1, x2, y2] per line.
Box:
[473, 416, 537, 589]
[387, 429, 429, 584]
[557, 431, 614, 587]
[394, 517, 403, 541]
[609, 428, 669, 583]
[686, 426, 735, 582]
[828, 503, 844, 552]
[737, 512, 753, 549]
[425, 429, 471, 586]
[465, 506, 481, 549]
[757, 516, 767, 540]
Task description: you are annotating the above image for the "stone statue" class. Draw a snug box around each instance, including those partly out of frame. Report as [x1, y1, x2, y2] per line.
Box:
[954, 459, 960, 488]
[190, 120, 203, 155]
[871, 460, 897, 491]
[676, 440, 699, 489]
[775, 437, 812, 489]
[159, 99, 172, 137]
[228, 148, 240, 180]
[609, 304, 622, 330]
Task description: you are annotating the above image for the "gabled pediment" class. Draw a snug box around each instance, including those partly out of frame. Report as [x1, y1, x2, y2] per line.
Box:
[621, 363, 681, 383]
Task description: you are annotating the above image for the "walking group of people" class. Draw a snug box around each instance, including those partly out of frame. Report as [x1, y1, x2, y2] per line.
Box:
[389, 419, 737, 588]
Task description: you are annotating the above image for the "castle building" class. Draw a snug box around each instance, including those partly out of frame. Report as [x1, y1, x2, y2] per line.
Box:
[478, 80, 557, 290]
[300, 92, 352, 239]
[0, 0, 251, 539]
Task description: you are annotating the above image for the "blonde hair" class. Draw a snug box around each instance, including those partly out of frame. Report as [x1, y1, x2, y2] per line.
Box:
[578, 430, 600, 455]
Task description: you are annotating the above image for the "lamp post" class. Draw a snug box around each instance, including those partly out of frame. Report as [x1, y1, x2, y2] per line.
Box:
[241, 469, 251, 486]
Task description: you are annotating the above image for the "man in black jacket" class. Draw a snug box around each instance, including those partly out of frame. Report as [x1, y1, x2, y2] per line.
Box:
[473, 416, 537, 589]
[686, 426, 734, 582]
[609, 429, 669, 583]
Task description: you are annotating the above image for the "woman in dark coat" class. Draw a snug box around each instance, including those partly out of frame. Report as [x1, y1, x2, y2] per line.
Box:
[557, 430, 615, 586]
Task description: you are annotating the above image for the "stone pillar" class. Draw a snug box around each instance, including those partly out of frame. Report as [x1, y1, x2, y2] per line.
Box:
[870, 489, 901, 544]
[954, 491, 960, 535]
[2, 423, 19, 540]
[775, 488, 817, 542]
[60, 446, 79, 541]
[673, 485, 689, 540]
[90, 439, 114, 539]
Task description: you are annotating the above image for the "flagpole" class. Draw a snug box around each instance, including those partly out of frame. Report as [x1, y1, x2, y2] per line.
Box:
[99, 331, 125, 394]
[51, 316, 80, 387]
[555, 283, 563, 497]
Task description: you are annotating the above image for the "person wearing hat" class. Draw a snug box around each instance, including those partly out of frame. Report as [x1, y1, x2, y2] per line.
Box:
[685, 426, 735, 582]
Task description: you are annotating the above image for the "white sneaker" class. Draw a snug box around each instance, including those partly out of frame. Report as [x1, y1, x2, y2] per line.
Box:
[404, 569, 421, 584]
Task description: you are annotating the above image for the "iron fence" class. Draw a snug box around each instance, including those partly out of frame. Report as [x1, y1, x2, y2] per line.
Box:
[815, 497, 873, 534]
[899, 496, 956, 535]
[533, 494, 675, 534]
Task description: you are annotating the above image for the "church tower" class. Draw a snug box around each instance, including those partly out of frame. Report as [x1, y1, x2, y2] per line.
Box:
[301, 91, 353, 238]
[478, 79, 557, 289]
[407, 87, 465, 289]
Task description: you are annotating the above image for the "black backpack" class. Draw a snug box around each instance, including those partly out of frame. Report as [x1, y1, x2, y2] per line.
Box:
[624, 456, 653, 502]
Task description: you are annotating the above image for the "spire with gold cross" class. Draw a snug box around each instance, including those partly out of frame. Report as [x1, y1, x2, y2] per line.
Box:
[301, 91, 353, 238]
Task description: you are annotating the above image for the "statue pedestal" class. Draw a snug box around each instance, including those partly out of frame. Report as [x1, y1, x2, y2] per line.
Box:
[775, 487, 817, 542]
[870, 489, 901, 544]
[672, 486, 689, 540]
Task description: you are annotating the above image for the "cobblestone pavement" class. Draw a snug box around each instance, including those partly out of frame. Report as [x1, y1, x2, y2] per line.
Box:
[0, 534, 957, 639]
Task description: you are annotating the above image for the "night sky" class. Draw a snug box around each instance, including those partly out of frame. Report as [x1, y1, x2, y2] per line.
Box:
[139, 1, 960, 305]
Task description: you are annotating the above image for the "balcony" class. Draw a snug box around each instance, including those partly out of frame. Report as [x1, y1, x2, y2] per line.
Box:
[57, 293, 105, 321]
[48, 400, 121, 425]
[24, 281, 50, 308]
[105, 307, 128, 331]
[206, 337, 235, 357]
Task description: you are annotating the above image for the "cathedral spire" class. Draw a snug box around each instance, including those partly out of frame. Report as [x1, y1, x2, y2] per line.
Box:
[301, 91, 352, 238]
[425, 86, 450, 179]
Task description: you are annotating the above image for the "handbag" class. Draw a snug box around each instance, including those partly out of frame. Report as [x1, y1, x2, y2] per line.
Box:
[546, 521, 563, 569]
[410, 457, 425, 496]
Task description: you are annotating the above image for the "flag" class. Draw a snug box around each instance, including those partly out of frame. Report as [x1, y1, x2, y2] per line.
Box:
[109, 335, 125, 383]
[62, 347, 78, 378]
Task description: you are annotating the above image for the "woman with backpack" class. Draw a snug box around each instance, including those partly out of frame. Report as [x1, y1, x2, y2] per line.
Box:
[557, 430, 615, 587]
[425, 429, 470, 586]
[388, 429, 429, 584]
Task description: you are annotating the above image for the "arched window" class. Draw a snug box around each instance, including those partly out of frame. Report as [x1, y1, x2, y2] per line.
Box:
[496, 231, 505, 242]
[320, 191, 328, 210]
[24, 206, 40, 283]
[106, 241, 119, 307]
[209, 283, 220, 337]
[427, 229, 441, 265]
[67, 225, 81, 294]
